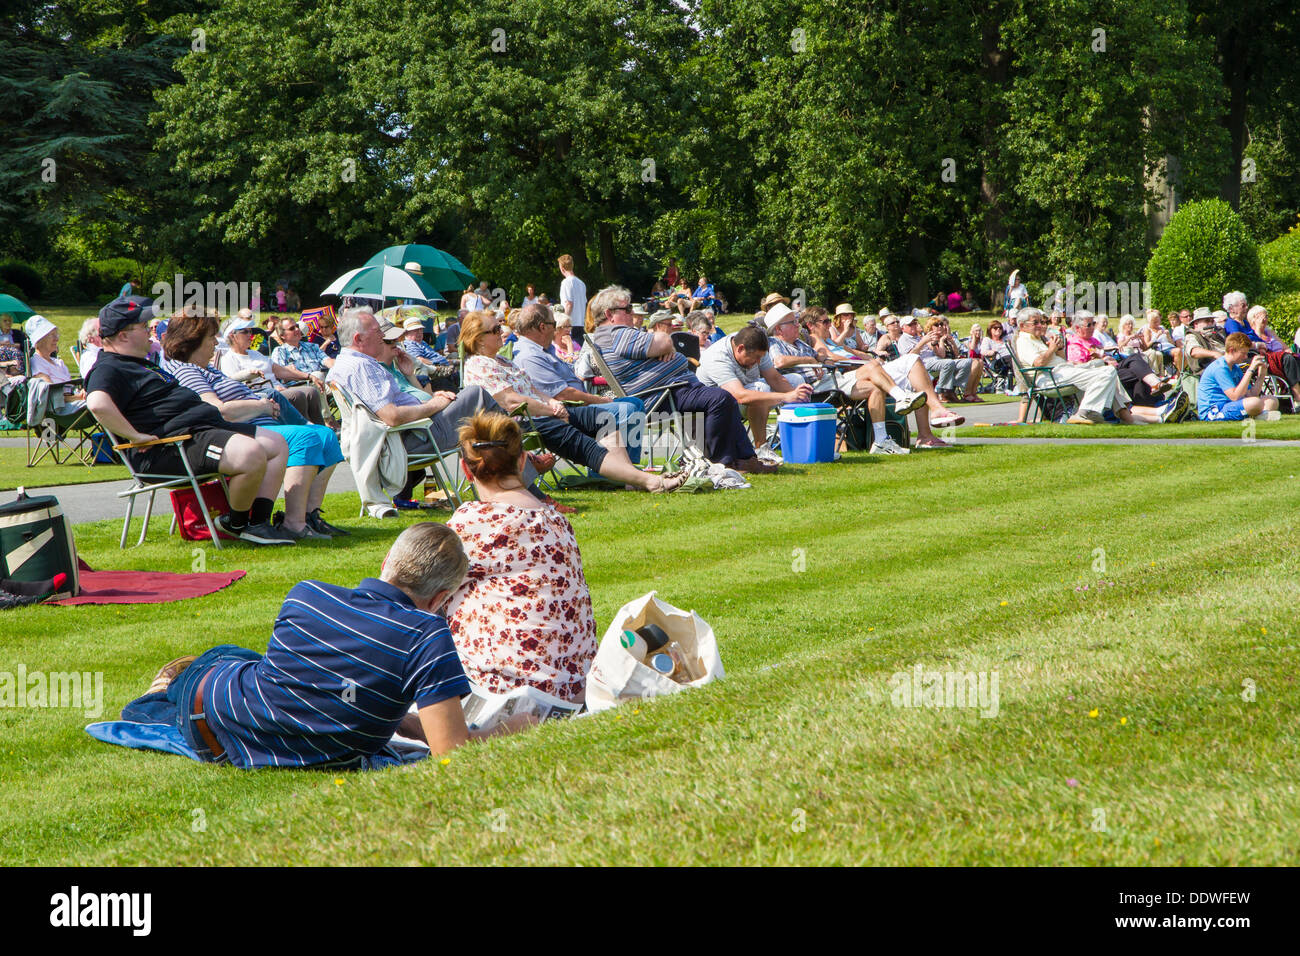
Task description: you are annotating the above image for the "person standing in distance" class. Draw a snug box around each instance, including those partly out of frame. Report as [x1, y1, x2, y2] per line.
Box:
[558, 254, 587, 346]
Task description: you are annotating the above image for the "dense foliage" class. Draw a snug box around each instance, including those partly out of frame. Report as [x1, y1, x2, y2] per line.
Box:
[1, 0, 1297, 311]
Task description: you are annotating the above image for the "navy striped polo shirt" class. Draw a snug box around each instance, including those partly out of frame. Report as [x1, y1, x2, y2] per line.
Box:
[204, 578, 470, 768]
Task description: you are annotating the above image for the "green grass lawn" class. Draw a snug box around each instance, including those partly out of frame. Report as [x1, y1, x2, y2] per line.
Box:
[2, 442, 1297, 866]
[961, 419, 1300, 439]
[0, 444, 127, 491]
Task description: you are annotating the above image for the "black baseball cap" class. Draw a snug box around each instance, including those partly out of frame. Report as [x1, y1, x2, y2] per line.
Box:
[99, 296, 157, 338]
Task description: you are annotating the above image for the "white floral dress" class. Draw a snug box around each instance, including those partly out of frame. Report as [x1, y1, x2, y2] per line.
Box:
[446, 501, 598, 703]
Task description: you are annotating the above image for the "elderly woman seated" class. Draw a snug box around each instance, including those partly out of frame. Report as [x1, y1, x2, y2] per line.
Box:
[445, 412, 598, 704]
[1240, 304, 1300, 408]
[459, 310, 683, 493]
[0, 312, 26, 375]
[220, 313, 327, 425]
[1015, 309, 1176, 424]
[162, 310, 347, 540]
[25, 316, 85, 407]
[1065, 312, 1179, 411]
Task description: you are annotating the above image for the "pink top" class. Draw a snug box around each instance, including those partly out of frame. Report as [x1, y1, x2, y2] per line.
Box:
[947, 292, 963, 310]
[1066, 334, 1102, 365]
[445, 501, 598, 703]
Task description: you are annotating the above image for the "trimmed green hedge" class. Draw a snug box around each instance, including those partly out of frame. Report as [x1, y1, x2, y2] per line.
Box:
[1146, 199, 1263, 311]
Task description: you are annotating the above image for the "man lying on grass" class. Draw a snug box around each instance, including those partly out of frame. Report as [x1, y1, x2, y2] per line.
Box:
[134, 523, 534, 768]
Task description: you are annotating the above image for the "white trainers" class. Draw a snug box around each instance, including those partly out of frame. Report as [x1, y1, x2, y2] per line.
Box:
[755, 443, 784, 466]
[1261, 410, 1283, 422]
[891, 390, 927, 415]
[868, 437, 910, 455]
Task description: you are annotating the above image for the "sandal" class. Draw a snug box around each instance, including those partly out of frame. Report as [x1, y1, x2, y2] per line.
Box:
[962, 394, 985, 403]
[650, 472, 686, 493]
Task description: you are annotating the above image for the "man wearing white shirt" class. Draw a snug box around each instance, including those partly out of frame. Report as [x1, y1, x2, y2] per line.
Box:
[558, 253, 587, 345]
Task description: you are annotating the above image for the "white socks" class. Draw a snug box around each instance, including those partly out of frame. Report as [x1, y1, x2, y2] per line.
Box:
[872, 422, 888, 442]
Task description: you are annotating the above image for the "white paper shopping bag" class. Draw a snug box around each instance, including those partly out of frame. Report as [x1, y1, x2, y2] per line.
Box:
[585, 591, 724, 713]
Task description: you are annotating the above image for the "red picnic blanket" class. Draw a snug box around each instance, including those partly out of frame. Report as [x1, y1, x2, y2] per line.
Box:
[49, 559, 245, 606]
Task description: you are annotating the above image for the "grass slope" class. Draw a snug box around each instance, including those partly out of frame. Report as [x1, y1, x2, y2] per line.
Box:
[961, 420, 1300, 440]
[2, 442, 1297, 866]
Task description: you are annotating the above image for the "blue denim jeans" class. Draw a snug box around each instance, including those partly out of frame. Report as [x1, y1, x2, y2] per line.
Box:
[167, 644, 263, 764]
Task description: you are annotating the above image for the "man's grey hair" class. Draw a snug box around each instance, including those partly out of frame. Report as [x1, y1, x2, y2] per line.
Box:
[512, 302, 553, 335]
[589, 285, 632, 325]
[1019, 308, 1045, 322]
[1223, 290, 1247, 311]
[380, 523, 468, 603]
[686, 310, 712, 333]
[337, 306, 375, 350]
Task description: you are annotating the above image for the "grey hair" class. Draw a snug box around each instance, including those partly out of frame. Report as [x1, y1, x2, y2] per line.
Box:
[78, 317, 99, 345]
[1246, 304, 1268, 324]
[1223, 290, 1247, 311]
[1070, 312, 1093, 329]
[380, 523, 468, 603]
[1019, 308, 1045, 322]
[337, 306, 375, 350]
[686, 310, 713, 333]
[588, 285, 632, 325]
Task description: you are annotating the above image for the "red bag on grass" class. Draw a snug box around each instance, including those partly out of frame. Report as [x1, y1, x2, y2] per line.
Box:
[168, 481, 230, 541]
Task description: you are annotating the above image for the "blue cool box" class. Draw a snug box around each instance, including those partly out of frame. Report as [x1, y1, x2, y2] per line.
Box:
[776, 403, 837, 463]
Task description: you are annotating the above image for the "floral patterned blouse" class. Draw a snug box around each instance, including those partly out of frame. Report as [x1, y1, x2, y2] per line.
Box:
[445, 501, 598, 703]
[463, 354, 548, 404]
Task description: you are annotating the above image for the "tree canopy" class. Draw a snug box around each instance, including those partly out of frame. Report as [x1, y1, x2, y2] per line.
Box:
[2, 0, 1297, 310]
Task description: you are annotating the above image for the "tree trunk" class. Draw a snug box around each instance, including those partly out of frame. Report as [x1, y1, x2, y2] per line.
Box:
[1217, 27, 1249, 210]
[598, 221, 619, 283]
[979, 11, 1012, 297]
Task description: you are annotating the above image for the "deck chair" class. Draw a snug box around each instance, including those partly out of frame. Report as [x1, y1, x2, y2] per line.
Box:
[328, 381, 467, 511]
[1007, 335, 1081, 423]
[92, 423, 231, 550]
[584, 340, 694, 470]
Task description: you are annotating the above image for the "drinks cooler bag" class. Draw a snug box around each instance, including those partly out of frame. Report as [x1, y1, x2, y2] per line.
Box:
[0, 490, 80, 597]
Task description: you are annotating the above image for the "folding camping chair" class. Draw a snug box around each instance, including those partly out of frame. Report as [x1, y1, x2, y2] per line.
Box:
[23, 378, 98, 466]
[1006, 335, 1081, 423]
[93, 423, 232, 550]
[584, 340, 694, 471]
[328, 381, 468, 510]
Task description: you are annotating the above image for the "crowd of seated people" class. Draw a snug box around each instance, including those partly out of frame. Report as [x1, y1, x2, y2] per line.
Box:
[75, 272, 1300, 775]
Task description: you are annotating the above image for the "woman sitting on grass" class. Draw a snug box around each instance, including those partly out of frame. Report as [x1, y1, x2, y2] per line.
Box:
[459, 310, 683, 494]
[162, 310, 348, 540]
[445, 412, 598, 704]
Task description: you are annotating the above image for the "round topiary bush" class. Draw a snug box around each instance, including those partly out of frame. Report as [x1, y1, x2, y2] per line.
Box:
[1146, 199, 1263, 311]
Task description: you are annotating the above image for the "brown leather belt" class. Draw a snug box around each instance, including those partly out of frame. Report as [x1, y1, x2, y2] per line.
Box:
[191, 670, 226, 760]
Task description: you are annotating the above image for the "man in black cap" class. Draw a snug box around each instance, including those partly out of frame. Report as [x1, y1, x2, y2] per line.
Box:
[85, 296, 295, 546]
